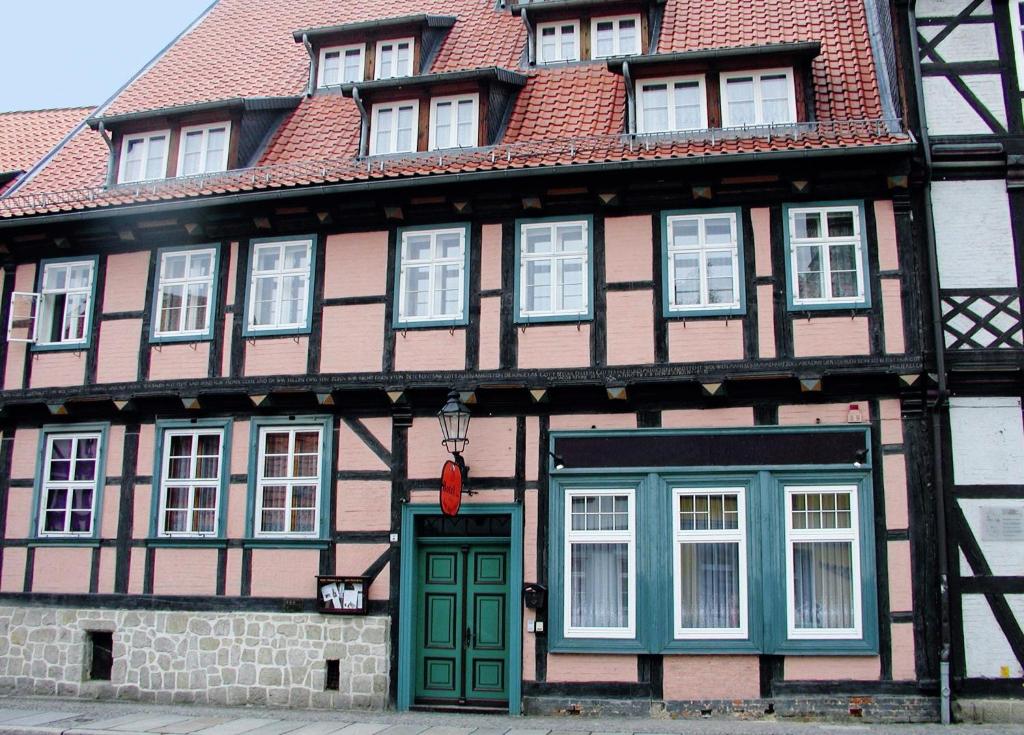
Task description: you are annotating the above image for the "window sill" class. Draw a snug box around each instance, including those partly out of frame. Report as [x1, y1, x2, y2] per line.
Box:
[547, 638, 647, 654]
[30, 537, 101, 548]
[148, 537, 227, 548]
[149, 333, 215, 345]
[31, 342, 90, 353]
[393, 317, 468, 330]
[514, 312, 594, 326]
[773, 638, 878, 656]
[240, 325, 312, 339]
[788, 301, 871, 313]
[243, 538, 330, 549]
[664, 306, 746, 319]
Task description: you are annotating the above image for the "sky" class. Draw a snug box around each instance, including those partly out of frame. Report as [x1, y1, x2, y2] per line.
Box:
[0, 0, 216, 112]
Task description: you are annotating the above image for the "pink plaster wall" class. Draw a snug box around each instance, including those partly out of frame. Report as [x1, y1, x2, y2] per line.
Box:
[785, 656, 880, 680]
[606, 290, 655, 366]
[874, 200, 899, 272]
[10, 428, 39, 479]
[478, 297, 501, 371]
[230, 420, 250, 475]
[97, 548, 116, 594]
[132, 484, 152, 539]
[662, 655, 760, 700]
[335, 543, 389, 599]
[96, 320, 142, 384]
[225, 242, 238, 306]
[153, 548, 219, 596]
[323, 231, 388, 298]
[103, 251, 150, 313]
[136, 425, 155, 475]
[244, 336, 309, 376]
[522, 612, 536, 682]
[149, 342, 211, 381]
[221, 314, 233, 377]
[481, 224, 503, 291]
[525, 416, 540, 482]
[524, 488, 538, 585]
[338, 420, 390, 472]
[546, 654, 637, 682]
[668, 319, 744, 363]
[225, 548, 243, 596]
[337, 481, 391, 531]
[888, 540, 913, 613]
[549, 413, 638, 431]
[792, 317, 870, 357]
[407, 488, 517, 505]
[604, 215, 653, 283]
[662, 407, 754, 428]
[32, 547, 91, 593]
[778, 401, 871, 426]
[106, 424, 124, 480]
[320, 304, 384, 374]
[30, 351, 86, 389]
[5, 488, 33, 538]
[1, 547, 26, 592]
[518, 324, 590, 369]
[891, 622, 917, 681]
[881, 279, 905, 354]
[101, 486, 121, 539]
[128, 547, 146, 594]
[407, 416, 517, 479]
[250, 549, 320, 598]
[879, 399, 903, 445]
[752, 208, 772, 277]
[225, 484, 247, 538]
[757, 284, 776, 359]
[884, 453, 909, 530]
[394, 329, 466, 372]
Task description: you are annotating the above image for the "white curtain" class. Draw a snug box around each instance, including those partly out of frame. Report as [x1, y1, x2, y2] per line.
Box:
[793, 541, 854, 629]
[679, 542, 740, 628]
[570, 542, 628, 628]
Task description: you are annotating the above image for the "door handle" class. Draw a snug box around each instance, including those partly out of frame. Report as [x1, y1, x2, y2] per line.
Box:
[465, 626, 474, 649]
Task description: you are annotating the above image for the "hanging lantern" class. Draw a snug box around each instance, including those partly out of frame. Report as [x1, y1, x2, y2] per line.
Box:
[437, 390, 471, 455]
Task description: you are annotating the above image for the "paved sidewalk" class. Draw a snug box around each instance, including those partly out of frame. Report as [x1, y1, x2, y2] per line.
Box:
[0, 697, 1016, 735]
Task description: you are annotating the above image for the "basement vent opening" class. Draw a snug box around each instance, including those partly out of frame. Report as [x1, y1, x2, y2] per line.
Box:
[325, 659, 340, 691]
[87, 631, 113, 681]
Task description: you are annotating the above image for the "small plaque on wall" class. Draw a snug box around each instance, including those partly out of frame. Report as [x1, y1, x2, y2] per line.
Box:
[317, 576, 369, 615]
[982, 506, 1024, 542]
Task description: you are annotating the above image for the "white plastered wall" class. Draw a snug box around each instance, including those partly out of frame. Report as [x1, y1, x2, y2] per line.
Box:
[932, 180, 1017, 289]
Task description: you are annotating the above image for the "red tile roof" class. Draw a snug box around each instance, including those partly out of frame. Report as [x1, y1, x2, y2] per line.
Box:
[0, 107, 93, 194]
[2, 0, 903, 218]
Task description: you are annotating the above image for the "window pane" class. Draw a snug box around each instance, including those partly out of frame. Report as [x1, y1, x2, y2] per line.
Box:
[404, 234, 432, 261]
[375, 108, 393, 153]
[525, 261, 551, 312]
[255, 246, 281, 272]
[556, 224, 586, 252]
[827, 211, 856, 237]
[322, 51, 340, 85]
[793, 212, 821, 239]
[434, 102, 452, 146]
[404, 266, 430, 317]
[560, 25, 576, 60]
[704, 217, 732, 245]
[436, 264, 462, 316]
[641, 84, 669, 132]
[796, 245, 823, 299]
[189, 252, 212, 278]
[283, 243, 308, 269]
[145, 136, 167, 180]
[726, 78, 755, 125]
[671, 219, 700, 247]
[792, 541, 855, 629]
[397, 106, 415, 152]
[673, 81, 702, 129]
[595, 21, 614, 57]
[707, 252, 735, 304]
[618, 19, 637, 54]
[181, 131, 203, 176]
[678, 492, 739, 530]
[570, 543, 629, 628]
[205, 129, 227, 172]
[437, 232, 462, 259]
[343, 49, 362, 82]
[524, 228, 552, 254]
[559, 259, 584, 311]
[760, 74, 792, 123]
[673, 253, 700, 306]
[570, 494, 629, 531]
[679, 542, 741, 629]
[456, 100, 475, 147]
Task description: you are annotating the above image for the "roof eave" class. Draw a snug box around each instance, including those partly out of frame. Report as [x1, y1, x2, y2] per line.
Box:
[606, 41, 822, 72]
[511, 0, 665, 16]
[338, 67, 528, 96]
[87, 96, 304, 130]
[292, 14, 457, 43]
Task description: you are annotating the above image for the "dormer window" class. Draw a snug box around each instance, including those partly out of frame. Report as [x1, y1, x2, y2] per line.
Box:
[429, 94, 479, 150]
[119, 131, 169, 183]
[592, 15, 640, 59]
[537, 21, 580, 64]
[375, 38, 414, 80]
[637, 76, 708, 134]
[178, 122, 230, 177]
[319, 44, 364, 86]
[371, 100, 419, 155]
[721, 69, 797, 127]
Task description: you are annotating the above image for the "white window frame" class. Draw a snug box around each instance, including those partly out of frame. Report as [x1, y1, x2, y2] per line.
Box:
[720, 68, 798, 128]
[397, 227, 467, 324]
[536, 20, 581, 64]
[255, 426, 323, 538]
[518, 219, 591, 319]
[246, 239, 313, 332]
[117, 130, 170, 183]
[1012, 2, 1024, 99]
[784, 484, 862, 640]
[374, 37, 414, 79]
[154, 248, 217, 338]
[428, 94, 480, 150]
[672, 487, 748, 640]
[590, 14, 642, 59]
[665, 212, 742, 312]
[6, 291, 40, 343]
[157, 428, 224, 537]
[369, 100, 420, 156]
[176, 122, 231, 177]
[635, 75, 708, 134]
[563, 488, 636, 639]
[318, 43, 365, 86]
[38, 432, 102, 537]
[35, 259, 96, 347]
[788, 204, 866, 307]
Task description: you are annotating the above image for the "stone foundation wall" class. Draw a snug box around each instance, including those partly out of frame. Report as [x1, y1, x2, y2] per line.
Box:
[0, 606, 390, 709]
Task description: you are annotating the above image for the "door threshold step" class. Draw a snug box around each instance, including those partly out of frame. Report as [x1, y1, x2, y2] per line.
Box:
[410, 705, 509, 715]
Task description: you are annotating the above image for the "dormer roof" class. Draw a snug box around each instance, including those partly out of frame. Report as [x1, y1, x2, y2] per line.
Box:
[340, 67, 528, 95]
[605, 41, 821, 72]
[292, 14, 457, 44]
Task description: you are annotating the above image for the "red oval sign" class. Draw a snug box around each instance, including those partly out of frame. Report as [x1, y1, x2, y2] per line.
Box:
[440, 460, 463, 517]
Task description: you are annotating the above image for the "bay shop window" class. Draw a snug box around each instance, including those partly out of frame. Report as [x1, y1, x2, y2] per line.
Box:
[548, 429, 878, 655]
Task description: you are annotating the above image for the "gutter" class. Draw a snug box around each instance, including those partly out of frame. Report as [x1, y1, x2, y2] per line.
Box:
[0, 141, 915, 230]
[97, 122, 116, 188]
[351, 87, 370, 158]
[907, 2, 952, 725]
[522, 9, 536, 66]
[622, 62, 636, 135]
[302, 34, 316, 97]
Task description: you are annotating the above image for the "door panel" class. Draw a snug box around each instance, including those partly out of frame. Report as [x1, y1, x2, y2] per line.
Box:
[465, 547, 509, 702]
[415, 548, 463, 700]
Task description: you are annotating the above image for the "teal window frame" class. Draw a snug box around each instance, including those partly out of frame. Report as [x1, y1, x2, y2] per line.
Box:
[392, 223, 471, 329]
[242, 235, 318, 337]
[660, 207, 747, 318]
[148, 417, 233, 544]
[31, 422, 110, 545]
[514, 215, 595, 324]
[546, 427, 878, 656]
[244, 415, 333, 547]
[149, 244, 222, 344]
[31, 255, 100, 352]
[783, 200, 871, 312]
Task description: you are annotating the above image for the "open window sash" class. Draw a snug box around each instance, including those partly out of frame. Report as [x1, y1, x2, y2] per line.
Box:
[6, 291, 40, 343]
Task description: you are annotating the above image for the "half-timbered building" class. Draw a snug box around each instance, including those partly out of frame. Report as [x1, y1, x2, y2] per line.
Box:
[0, 0, 938, 721]
[895, 0, 1024, 719]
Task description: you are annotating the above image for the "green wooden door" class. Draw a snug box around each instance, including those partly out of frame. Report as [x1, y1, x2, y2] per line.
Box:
[414, 544, 509, 705]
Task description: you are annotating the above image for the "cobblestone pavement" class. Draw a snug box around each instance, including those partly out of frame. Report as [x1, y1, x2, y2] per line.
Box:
[0, 696, 1016, 735]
